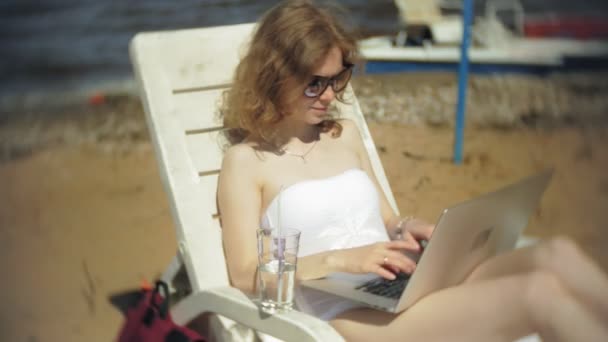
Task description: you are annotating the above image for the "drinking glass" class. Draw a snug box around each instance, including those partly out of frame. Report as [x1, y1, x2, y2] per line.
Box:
[256, 227, 301, 313]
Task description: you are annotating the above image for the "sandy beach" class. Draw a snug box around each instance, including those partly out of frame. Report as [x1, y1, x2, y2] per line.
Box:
[1, 72, 608, 341]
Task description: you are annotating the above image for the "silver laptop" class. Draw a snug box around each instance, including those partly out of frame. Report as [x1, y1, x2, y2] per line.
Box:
[301, 170, 553, 313]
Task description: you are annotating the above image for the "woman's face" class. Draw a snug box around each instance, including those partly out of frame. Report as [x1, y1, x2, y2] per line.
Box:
[288, 46, 347, 126]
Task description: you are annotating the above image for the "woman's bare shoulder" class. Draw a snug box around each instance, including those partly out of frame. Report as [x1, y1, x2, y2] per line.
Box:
[221, 143, 262, 173]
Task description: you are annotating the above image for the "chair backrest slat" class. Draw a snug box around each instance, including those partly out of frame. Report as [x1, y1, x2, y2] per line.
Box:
[184, 131, 225, 175]
[173, 88, 227, 132]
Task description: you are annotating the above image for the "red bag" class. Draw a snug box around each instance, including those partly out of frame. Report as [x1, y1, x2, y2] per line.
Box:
[116, 280, 206, 342]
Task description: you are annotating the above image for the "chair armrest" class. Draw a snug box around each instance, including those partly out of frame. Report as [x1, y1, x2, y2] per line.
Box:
[171, 286, 344, 342]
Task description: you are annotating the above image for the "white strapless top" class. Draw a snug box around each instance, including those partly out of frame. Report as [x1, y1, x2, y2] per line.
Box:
[261, 168, 390, 320]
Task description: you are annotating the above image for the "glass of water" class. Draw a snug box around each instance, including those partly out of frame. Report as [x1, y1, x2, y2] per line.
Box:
[256, 227, 301, 313]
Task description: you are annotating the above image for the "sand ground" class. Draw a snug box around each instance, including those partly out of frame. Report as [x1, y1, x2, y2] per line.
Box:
[1, 123, 607, 341]
[1, 72, 608, 341]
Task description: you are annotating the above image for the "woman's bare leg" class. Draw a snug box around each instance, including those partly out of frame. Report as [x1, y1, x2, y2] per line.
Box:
[526, 271, 608, 341]
[466, 236, 608, 319]
[331, 271, 608, 342]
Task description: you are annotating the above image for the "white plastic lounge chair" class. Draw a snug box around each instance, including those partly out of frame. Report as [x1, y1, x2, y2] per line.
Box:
[130, 22, 539, 342]
[129, 22, 395, 341]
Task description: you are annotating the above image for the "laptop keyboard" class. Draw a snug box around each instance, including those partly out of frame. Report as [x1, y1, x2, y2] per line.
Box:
[355, 273, 411, 299]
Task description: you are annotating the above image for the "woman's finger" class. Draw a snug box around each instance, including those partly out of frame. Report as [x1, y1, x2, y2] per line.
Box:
[363, 257, 397, 279]
[384, 249, 417, 274]
[408, 221, 435, 240]
[403, 231, 422, 251]
[387, 234, 421, 252]
[374, 264, 398, 280]
[387, 264, 400, 274]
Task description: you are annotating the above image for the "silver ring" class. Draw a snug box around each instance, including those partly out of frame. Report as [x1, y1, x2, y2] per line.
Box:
[383, 256, 389, 265]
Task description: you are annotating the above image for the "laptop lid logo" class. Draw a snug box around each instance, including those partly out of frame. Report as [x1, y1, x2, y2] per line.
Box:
[471, 227, 493, 251]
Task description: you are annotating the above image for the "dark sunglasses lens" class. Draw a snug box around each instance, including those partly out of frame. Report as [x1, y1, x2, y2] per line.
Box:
[304, 66, 353, 97]
[304, 78, 327, 97]
[333, 68, 352, 92]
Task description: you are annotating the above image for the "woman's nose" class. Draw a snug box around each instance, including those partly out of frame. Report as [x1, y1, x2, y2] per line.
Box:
[319, 84, 336, 102]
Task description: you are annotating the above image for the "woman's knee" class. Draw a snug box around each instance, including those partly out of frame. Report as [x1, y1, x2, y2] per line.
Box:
[524, 271, 566, 330]
[534, 235, 583, 271]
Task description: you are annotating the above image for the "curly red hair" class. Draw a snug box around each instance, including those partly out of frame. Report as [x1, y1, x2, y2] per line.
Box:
[219, 0, 359, 148]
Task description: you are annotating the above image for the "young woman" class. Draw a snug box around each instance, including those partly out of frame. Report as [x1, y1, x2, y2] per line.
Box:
[218, 1, 608, 340]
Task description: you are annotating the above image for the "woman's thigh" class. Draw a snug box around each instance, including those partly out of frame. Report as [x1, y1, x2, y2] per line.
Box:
[466, 236, 608, 313]
[330, 273, 534, 342]
[465, 243, 539, 283]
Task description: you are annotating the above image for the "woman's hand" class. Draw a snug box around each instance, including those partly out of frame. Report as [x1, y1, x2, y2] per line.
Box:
[390, 217, 434, 245]
[400, 217, 434, 242]
[328, 240, 421, 280]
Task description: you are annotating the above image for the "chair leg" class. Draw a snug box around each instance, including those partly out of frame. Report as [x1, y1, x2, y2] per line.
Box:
[161, 253, 191, 298]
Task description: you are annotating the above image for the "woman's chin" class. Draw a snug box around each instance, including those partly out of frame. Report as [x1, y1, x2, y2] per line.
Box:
[307, 111, 328, 124]
[307, 116, 326, 125]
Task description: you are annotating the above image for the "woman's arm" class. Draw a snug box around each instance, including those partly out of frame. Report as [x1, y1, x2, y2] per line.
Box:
[218, 144, 264, 293]
[297, 239, 419, 280]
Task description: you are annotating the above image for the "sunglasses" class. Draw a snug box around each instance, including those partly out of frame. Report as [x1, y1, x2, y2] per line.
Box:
[303, 64, 354, 98]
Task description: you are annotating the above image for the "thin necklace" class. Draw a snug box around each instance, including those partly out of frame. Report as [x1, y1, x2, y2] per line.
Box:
[282, 139, 319, 163]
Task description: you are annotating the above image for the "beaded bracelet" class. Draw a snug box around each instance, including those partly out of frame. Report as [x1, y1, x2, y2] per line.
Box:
[394, 216, 413, 240]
